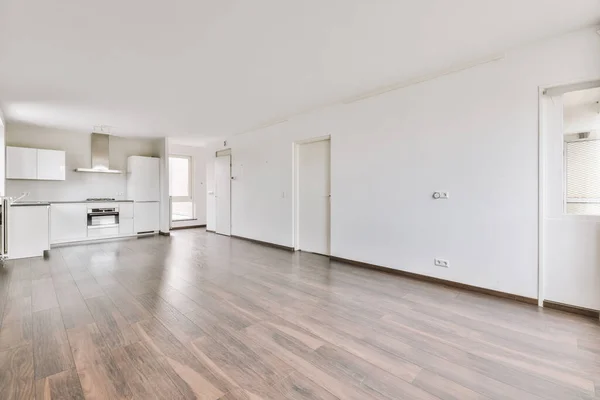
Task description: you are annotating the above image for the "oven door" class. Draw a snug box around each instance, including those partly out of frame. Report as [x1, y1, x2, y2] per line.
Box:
[87, 210, 119, 227]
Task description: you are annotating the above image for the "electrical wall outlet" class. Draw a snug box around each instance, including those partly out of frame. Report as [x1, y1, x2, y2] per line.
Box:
[434, 258, 449, 268]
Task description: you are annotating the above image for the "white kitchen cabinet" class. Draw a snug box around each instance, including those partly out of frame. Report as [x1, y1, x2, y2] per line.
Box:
[119, 202, 134, 236]
[37, 149, 66, 180]
[6, 146, 66, 181]
[127, 156, 160, 201]
[119, 218, 134, 235]
[119, 202, 134, 219]
[50, 203, 88, 243]
[9, 205, 50, 259]
[134, 202, 159, 233]
[88, 225, 119, 237]
[6, 147, 37, 180]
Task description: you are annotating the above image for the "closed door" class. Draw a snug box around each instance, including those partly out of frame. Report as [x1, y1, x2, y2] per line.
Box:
[215, 155, 231, 236]
[298, 139, 330, 255]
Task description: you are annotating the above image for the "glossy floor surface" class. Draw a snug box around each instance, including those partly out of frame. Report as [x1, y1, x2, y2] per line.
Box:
[0, 229, 599, 399]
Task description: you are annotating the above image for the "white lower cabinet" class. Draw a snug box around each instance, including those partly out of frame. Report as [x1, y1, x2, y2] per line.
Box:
[134, 202, 159, 233]
[9, 205, 50, 259]
[119, 203, 134, 219]
[119, 218, 134, 235]
[50, 203, 88, 244]
[47, 201, 151, 246]
[88, 226, 119, 237]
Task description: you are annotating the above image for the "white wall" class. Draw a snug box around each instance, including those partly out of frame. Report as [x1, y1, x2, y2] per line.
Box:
[206, 27, 600, 302]
[206, 158, 216, 231]
[5, 123, 161, 201]
[0, 109, 5, 196]
[158, 138, 170, 234]
[168, 143, 207, 227]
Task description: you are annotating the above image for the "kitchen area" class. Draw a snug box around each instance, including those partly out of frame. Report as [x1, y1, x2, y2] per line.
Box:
[3, 123, 167, 260]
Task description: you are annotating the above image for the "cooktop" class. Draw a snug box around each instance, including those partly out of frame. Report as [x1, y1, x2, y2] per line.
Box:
[86, 198, 116, 201]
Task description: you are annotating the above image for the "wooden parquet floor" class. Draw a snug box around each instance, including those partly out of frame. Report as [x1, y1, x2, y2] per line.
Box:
[0, 228, 598, 399]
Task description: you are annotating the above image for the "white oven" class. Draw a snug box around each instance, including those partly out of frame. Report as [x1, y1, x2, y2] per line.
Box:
[87, 205, 119, 237]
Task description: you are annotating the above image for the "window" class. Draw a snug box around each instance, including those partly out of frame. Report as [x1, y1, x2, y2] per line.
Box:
[169, 155, 194, 221]
[565, 138, 600, 215]
[563, 87, 600, 216]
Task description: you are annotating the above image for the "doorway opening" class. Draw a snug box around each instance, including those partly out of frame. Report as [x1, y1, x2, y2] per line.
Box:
[563, 87, 600, 215]
[169, 155, 194, 223]
[215, 149, 232, 236]
[294, 136, 331, 255]
[540, 79, 600, 312]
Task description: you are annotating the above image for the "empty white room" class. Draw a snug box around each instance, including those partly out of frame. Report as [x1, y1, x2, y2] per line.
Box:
[0, 1, 599, 399]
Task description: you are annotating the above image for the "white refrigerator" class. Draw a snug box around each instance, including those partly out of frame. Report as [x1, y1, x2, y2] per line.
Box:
[127, 156, 160, 233]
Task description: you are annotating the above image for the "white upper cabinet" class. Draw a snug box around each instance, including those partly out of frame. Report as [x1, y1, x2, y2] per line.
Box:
[37, 149, 66, 180]
[6, 146, 66, 180]
[6, 147, 38, 179]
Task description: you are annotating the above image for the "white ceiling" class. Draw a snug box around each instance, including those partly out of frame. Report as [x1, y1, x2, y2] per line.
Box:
[0, 0, 599, 144]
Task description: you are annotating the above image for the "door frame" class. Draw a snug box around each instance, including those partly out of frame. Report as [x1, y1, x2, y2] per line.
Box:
[293, 135, 331, 252]
[215, 149, 232, 236]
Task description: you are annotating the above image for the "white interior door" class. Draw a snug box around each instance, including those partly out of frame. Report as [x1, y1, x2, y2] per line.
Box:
[298, 139, 330, 255]
[215, 155, 231, 236]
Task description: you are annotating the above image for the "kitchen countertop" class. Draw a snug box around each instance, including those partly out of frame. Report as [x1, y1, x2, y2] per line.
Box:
[45, 200, 134, 204]
[12, 200, 134, 206]
[11, 201, 51, 207]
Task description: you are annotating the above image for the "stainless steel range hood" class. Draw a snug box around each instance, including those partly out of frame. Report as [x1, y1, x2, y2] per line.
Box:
[75, 133, 123, 174]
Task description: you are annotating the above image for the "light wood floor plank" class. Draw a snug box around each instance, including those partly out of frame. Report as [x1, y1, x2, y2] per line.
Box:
[32, 308, 73, 380]
[0, 344, 34, 400]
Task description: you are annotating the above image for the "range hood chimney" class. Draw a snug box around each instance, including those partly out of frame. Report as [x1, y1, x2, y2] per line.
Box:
[75, 133, 123, 174]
